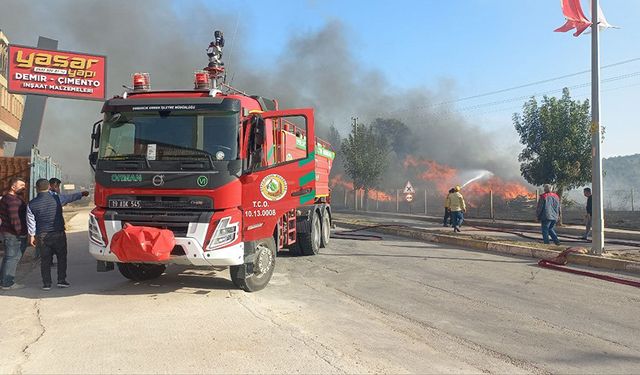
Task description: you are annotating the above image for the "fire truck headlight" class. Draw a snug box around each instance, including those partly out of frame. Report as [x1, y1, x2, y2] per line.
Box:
[88, 213, 106, 246]
[206, 217, 239, 250]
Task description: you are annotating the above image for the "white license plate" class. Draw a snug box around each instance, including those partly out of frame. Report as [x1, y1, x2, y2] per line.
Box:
[109, 200, 142, 208]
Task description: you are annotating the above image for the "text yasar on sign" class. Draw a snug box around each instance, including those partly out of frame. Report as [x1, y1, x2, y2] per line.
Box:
[7, 44, 106, 100]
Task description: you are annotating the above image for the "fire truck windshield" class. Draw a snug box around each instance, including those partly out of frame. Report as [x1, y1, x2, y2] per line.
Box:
[99, 111, 239, 164]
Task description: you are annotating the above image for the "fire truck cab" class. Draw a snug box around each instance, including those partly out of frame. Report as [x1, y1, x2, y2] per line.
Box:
[87, 34, 333, 291]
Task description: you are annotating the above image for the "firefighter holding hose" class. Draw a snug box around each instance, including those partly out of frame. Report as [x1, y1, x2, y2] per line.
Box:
[449, 185, 466, 232]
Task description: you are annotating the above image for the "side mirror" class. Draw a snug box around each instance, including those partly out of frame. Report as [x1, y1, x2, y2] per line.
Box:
[91, 123, 102, 149]
[89, 119, 102, 171]
[88, 151, 98, 169]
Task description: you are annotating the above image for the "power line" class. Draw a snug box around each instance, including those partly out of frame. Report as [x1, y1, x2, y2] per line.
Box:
[373, 57, 640, 119]
[435, 57, 640, 107]
[398, 72, 640, 121]
[453, 71, 640, 113]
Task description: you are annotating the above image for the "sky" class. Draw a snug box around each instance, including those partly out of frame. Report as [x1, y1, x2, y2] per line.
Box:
[207, 0, 639, 157]
[0, 0, 638, 184]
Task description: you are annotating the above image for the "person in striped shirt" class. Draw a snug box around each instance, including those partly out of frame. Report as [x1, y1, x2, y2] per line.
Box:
[0, 177, 28, 290]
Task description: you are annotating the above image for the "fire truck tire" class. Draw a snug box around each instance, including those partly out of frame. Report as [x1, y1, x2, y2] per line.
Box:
[230, 237, 276, 292]
[320, 208, 331, 248]
[116, 263, 133, 279]
[117, 263, 166, 281]
[298, 210, 321, 256]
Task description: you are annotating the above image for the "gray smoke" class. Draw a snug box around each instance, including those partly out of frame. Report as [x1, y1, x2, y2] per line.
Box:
[0, 0, 522, 186]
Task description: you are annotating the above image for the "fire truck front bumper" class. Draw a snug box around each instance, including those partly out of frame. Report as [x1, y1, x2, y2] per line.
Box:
[88, 217, 244, 267]
[89, 241, 244, 267]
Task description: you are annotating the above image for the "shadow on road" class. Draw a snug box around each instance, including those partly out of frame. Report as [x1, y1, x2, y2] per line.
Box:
[1, 266, 238, 300]
[2, 231, 242, 299]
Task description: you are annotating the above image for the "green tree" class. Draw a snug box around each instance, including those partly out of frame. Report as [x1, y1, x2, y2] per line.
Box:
[341, 120, 390, 210]
[370, 118, 415, 158]
[513, 87, 592, 205]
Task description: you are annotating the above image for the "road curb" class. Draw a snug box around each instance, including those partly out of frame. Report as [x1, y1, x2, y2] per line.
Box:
[334, 209, 640, 242]
[334, 219, 640, 275]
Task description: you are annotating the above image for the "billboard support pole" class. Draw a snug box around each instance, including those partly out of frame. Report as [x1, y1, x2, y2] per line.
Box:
[14, 36, 59, 157]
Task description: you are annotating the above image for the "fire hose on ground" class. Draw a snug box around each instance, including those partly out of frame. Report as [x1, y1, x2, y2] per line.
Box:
[332, 221, 640, 288]
[538, 248, 640, 288]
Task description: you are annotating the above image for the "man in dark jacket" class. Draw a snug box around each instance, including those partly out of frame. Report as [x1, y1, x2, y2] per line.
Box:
[27, 179, 69, 290]
[0, 177, 28, 290]
[536, 184, 561, 245]
[582, 187, 592, 240]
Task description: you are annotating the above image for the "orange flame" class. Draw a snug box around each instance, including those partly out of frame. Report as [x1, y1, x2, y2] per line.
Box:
[402, 156, 534, 201]
[403, 156, 457, 193]
[330, 174, 393, 201]
[464, 176, 536, 200]
[330, 174, 353, 190]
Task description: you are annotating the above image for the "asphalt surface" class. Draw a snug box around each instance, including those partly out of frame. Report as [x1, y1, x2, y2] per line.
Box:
[1, 209, 639, 374]
[336, 211, 640, 258]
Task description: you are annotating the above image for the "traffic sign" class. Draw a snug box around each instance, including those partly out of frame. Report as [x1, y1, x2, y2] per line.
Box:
[405, 193, 414, 202]
[403, 181, 416, 194]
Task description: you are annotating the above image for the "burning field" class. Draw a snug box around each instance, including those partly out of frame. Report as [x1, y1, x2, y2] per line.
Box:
[402, 156, 535, 203]
[330, 174, 393, 201]
[331, 155, 536, 210]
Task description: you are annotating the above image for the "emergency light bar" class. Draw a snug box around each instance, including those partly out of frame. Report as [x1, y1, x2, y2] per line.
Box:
[132, 72, 150, 91]
[194, 70, 210, 89]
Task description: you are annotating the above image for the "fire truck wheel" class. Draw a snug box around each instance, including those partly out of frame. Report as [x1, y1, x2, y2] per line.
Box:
[298, 210, 321, 256]
[320, 208, 331, 248]
[117, 263, 166, 281]
[116, 263, 133, 279]
[230, 237, 276, 292]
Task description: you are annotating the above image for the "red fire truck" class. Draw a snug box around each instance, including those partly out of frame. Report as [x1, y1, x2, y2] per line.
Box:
[87, 31, 334, 291]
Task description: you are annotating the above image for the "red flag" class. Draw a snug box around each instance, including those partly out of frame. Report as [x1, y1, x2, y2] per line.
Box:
[110, 224, 176, 262]
[554, 0, 592, 36]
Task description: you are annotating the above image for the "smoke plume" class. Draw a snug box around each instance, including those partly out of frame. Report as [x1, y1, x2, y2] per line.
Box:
[0, 0, 522, 186]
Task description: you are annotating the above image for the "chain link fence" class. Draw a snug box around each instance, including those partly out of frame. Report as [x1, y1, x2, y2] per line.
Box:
[333, 187, 640, 230]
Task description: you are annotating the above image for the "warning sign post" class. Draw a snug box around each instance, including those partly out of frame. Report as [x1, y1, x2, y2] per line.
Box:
[403, 181, 416, 194]
[403, 181, 415, 214]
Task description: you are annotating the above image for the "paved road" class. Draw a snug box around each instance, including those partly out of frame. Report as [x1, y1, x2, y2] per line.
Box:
[336, 211, 640, 258]
[1, 210, 639, 374]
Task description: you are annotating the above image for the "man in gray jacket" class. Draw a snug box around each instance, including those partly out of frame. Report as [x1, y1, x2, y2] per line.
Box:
[536, 184, 561, 245]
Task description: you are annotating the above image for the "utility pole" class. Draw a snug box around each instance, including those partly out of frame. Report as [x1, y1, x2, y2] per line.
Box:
[591, 0, 605, 255]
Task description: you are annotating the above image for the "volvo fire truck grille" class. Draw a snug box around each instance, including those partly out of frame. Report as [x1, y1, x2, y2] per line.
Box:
[105, 210, 214, 238]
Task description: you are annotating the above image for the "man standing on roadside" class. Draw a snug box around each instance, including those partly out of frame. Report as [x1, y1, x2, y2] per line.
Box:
[27, 179, 71, 290]
[582, 187, 592, 240]
[0, 177, 28, 290]
[32, 178, 89, 262]
[536, 184, 561, 245]
[48, 178, 89, 206]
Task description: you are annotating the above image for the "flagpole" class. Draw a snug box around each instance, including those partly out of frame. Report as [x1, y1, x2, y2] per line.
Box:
[591, 0, 605, 255]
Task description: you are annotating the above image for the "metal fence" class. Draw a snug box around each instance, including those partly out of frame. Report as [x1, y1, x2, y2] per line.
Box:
[334, 187, 640, 231]
[29, 147, 62, 200]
